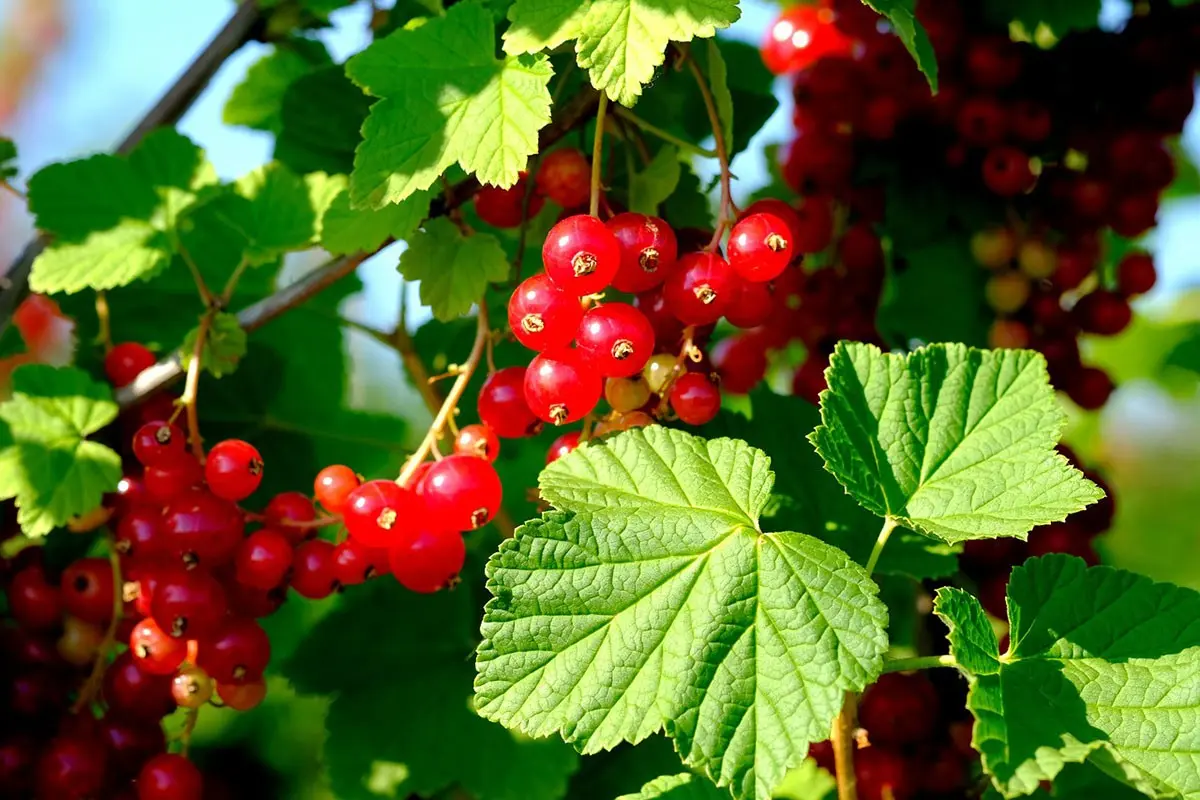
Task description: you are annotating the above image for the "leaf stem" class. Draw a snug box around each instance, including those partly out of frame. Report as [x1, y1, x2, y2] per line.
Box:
[683, 54, 735, 251]
[180, 310, 213, 462]
[612, 106, 718, 159]
[396, 300, 490, 487]
[864, 517, 897, 576]
[589, 93, 609, 218]
[178, 241, 216, 308]
[831, 691, 859, 800]
[71, 543, 123, 713]
[219, 257, 249, 306]
[882, 654, 957, 673]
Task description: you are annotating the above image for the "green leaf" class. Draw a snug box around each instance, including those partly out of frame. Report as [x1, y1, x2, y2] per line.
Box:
[475, 426, 889, 800]
[347, 2, 553, 207]
[0, 137, 18, 180]
[29, 223, 174, 295]
[576, 0, 741, 106]
[0, 365, 121, 537]
[934, 555, 1200, 799]
[283, 578, 579, 800]
[504, 0, 587, 54]
[662, 162, 712, 230]
[982, 0, 1101, 36]
[810, 342, 1103, 544]
[321, 187, 432, 255]
[712, 39, 776, 159]
[878, 237, 990, 348]
[618, 773, 728, 800]
[859, 0, 938, 90]
[223, 39, 332, 133]
[398, 218, 509, 320]
[629, 145, 681, 215]
[181, 312, 248, 378]
[275, 66, 371, 176]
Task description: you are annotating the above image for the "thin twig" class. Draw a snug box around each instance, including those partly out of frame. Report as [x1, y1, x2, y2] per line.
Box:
[612, 106, 717, 158]
[683, 55, 735, 250]
[392, 324, 446, 419]
[220, 257, 250, 305]
[0, 180, 25, 200]
[178, 242, 216, 307]
[396, 302, 490, 487]
[181, 311, 214, 462]
[589, 94, 609, 218]
[832, 692, 859, 800]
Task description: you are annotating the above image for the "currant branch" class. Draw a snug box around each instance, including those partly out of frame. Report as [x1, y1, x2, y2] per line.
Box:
[179, 309, 214, 462]
[589, 94, 609, 218]
[681, 52, 735, 251]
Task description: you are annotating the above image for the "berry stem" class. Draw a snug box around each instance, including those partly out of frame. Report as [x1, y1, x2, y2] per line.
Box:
[178, 239, 217, 309]
[882, 654, 957, 673]
[654, 325, 698, 416]
[220, 257, 250, 305]
[611, 106, 718, 159]
[831, 691, 859, 800]
[178, 707, 200, 757]
[864, 517, 897, 576]
[683, 53, 735, 251]
[396, 299, 490, 487]
[181, 310, 213, 462]
[71, 543, 123, 714]
[95, 290, 113, 354]
[589, 93, 609, 218]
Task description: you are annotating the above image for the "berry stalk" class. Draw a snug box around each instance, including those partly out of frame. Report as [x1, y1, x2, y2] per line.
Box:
[683, 52, 735, 251]
[180, 310, 213, 463]
[589, 93, 608, 218]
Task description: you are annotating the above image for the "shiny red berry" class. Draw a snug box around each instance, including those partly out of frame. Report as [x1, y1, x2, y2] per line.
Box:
[535, 148, 591, 209]
[576, 303, 656, 377]
[150, 567, 228, 639]
[143, 458, 203, 504]
[790, 195, 835, 253]
[162, 489, 245, 568]
[418, 455, 503, 531]
[508, 273, 584, 352]
[453, 424, 500, 462]
[114, 507, 167, 561]
[331, 539, 390, 586]
[478, 367, 542, 438]
[132, 421, 187, 468]
[388, 528, 466, 593]
[669, 373, 721, 425]
[728, 213, 794, 283]
[712, 335, 768, 395]
[607, 212, 679, 293]
[97, 718, 165, 778]
[218, 679, 267, 711]
[546, 431, 582, 465]
[542, 215, 621, 296]
[204, 439, 263, 501]
[234, 529, 294, 590]
[60, 557, 115, 625]
[474, 174, 544, 229]
[724, 280, 774, 329]
[314, 464, 360, 514]
[136, 753, 202, 800]
[343, 479, 418, 547]
[664, 252, 739, 325]
[103, 651, 176, 721]
[105, 342, 156, 387]
[760, 4, 851, 74]
[129, 617, 188, 676]
[524, 350, 603, 425]
[1073, 290, 1132, 336]
[291, 539, 338, 599]
[982, 146, 1035, 196]
[264, 491, 316, 532]
[196, 616, 271, 684]
[36, 736, 107, 800]
[7, 566, 62, 630]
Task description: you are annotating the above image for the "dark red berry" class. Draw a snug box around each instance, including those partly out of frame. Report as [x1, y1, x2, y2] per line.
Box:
[225, 580, 285, 620]
[132, 421, 187, 468]
[162, 489, 245, 568]
[712, 335, 769, 395]
[474, 174, 544, 229]
[524, 350, 603, 426]
[546, 431, 582, 465]
[343, 479, 419, 547]
[855, 745, 914, 800]
[453, 424, 500, 462]
[792, 356, 828, 405]
[1110, 191, 1159, 238]
[982, 146, 1035, 196]
[204, 439, 264, 501]
[0, 737, 35, 797]
[7, 566, 62, 630]
[542, 215, 621, 296]
[143, 458, 203, 504]
[98, 718, 165, 778]
[576, 303, 656, 378]
[508, 273, 584, 352]
[724, 280, 774, 329]
[535, 148, 591, 209]
[314, 465, 360, 515]
[234, 529, 294, 590]
[290, 539, 338, 599]
[136, 753, 202, 800]
[109, 473, 150, 517]
[36, 736, 107, 800]
[1066, 366, 1114, 411]
[607, 212, 679, 293]
[105, 342, 156, 387]
[388, 528, 466, 593]
[633, 287, 686, 348]
[859, 672, 940, 744]
[728, 213, 794, 283]
[955, 94, 1008, 147]
[103, 651, 176, 721]
[196, 616, 271, 684]
[478, 367, 542, 438]
[1116, 252, 1156, 296]
[668, 373, 721, 425]
[332, 539, 390, 586]
[60, 557, 115, 625]
[150, 567, 228, 639]
[264, 491, 316, 532]
[965, 35, 1022, 88]
[114, 507, 167, 561]
[1073, 291, 1132, 336]
[664, 252, 740, 325]
[419, 455, 503, 531]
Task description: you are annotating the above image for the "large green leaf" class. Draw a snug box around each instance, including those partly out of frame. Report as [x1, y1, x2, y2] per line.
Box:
[0, 365, 121, 537]
[223, 39, 332, 133]
[320, 187, 432, 256]
[398, 218, 510, 320]
[860, 0, 938, 89]
[629, 145, 681, 216]
[283, 578, 579, 800]
[346, 2, 553, 207]
[810, 342, 1103, 544]
[619, 773, 728, 800]
[934, 555, 1200, 799]
[275, 66, 371, 176]
[475, 427, 889, 800]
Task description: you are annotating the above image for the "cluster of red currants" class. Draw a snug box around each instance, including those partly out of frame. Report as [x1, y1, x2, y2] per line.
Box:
[808, 671, 978, 800]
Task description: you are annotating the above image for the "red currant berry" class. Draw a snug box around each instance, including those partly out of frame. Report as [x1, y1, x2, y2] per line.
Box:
[129, 617, 188, 676]
[103, 651, 176, 721]
[664, 252, 739, 325]
[1116, 252, 1156, 296]
[97, 718, 165, 777]
[114, 507, 168, 561]
[217, 679, 267, 711]
[728, 213, 794, 283]
[204, 439, 264, 501]
[760, 4, 851, 74]
[607, 212, 679, 293]
[858, 672, 940, 744]
[109, 473, 150, 517]
[0, 737, 35, 797]
[418, 454, 503, 531]
[343, 479, 418, 547]
[1073, 290, 1132, 336]
[234, 529, 294, 590]
[264, 491, 316, 532]
[36, 736, 107, 800]
[524, 350, 603, 425]
[150, 567, 228, 639]
[143, 458, 203, 504]
[1070, 176, 1112, 222]
[171, 666, 213, 709]
[982, 146, 1035, 196]
[712, 335, 769, 395]
[955, 94, 1008, 147]
[508, 272, 584, 352]
[474, 173, 544, 229]
[454, 424, 500, 462]
[576, 303, 656, 378]
[920, 745, 967, 795]
[965, 35, 1022, 89]
[792, 356, 828, 405]
[535, 148, 591, 209]
[724, 280, 774, 329]
[1066, 366, 1114, 411]
[332, 539, 390, 586]
[478, 367, 542, 438]
[136, 753, 202, 800]
[105, 342, 156, 387]
[314, 464, 360, 514]
[60, 557, 115, 625]
[791, 195, 835, 254]
[290, 539, 338, 599]
[132, 421, 187, 468]
[1110, 191, 1159, 238]
[225, 580, 286, 620]
[542, 215, 621, 296]
[633, 287, 686, 348]
[7, 566, 62, 630]
[839, 224, 884, 274]
[1012, 99, 1052, 143]
[668, 373, 721, 425]
[162, 489, 245, 568]
[546, 431, 582, 465]
[855, 745, 914, 800]
[196, 616, 271, 684]
[388, 528, 465, 593]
